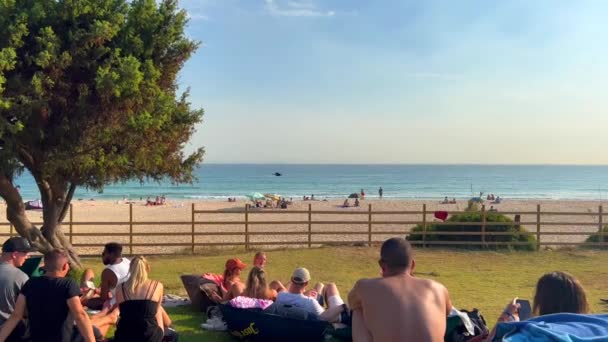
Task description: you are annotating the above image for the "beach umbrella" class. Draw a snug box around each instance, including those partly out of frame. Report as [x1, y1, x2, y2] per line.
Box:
[246, 192, 266, 201]
[264, 194, 281, 201]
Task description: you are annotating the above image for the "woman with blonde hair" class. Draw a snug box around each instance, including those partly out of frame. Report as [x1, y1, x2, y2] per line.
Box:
[113, 256, 169, 342]
[228, 266, 277, 310]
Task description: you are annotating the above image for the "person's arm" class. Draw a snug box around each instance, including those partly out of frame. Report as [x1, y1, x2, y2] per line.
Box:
[99, 269, 117, 302]
[0, 294, 26, 342]
[352, 309, 373, 342]
[223, 282, 244, 301]
[154, 283, 165, 332]
[348, 280, 363, 311]
[67, 297, 96, 342]
[444, 286, 453, 316]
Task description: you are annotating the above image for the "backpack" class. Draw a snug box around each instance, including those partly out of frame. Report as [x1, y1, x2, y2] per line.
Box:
[446, 309, 489, 342]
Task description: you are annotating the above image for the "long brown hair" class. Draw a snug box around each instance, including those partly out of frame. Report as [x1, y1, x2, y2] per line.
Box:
[533, 271, 589, 316]
[243, 267, 268, 299]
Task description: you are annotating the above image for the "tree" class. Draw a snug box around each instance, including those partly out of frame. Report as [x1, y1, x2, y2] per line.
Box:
[0, 0, 204, 266]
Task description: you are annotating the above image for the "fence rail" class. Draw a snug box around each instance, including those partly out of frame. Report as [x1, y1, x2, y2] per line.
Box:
[1, 203, 607, 256]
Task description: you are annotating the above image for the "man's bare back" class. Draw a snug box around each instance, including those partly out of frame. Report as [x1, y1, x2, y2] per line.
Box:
[349, 274, 452, 342]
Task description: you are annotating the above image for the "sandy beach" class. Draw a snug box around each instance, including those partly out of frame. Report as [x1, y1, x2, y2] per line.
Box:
[1, 198, 606, 255]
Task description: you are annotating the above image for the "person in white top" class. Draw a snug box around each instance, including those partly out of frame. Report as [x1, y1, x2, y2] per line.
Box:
[80, 242, 131, 309]
[274, 267, 347, 323]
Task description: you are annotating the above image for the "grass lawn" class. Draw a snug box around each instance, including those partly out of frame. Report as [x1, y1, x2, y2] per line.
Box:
[82, 247, 608, 342]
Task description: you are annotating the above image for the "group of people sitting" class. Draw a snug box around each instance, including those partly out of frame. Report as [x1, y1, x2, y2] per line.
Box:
[441, 197, 457, 204]
[145, 196, 166, 206]
[342, 198, 360, 207]
[198, 239, 601, 341]
[1, 236, 604, 342]
[0, 240, 174, 342]
[198, 251, 350, 331]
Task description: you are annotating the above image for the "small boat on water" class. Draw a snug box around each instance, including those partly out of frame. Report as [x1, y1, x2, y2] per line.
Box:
[273, 172, 282, 176]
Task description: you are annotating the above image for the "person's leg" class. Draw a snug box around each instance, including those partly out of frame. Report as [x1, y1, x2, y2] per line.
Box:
[318, 282, 347, 322]
[80, 268, 95, 288]
[89, 308, 119, 337]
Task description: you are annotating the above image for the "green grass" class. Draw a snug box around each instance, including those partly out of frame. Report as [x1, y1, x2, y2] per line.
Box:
[82, 247, 608, 342]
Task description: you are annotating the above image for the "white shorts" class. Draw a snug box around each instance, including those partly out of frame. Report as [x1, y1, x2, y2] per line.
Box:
[327, 295, 344, 308]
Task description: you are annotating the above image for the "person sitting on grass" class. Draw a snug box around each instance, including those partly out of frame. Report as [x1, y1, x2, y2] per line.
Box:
[228, 267, 277, 310]
[487, 271, 589, 341]
[348, 238, 452, 342]
[113, 256, 172, 342]
[272, 267, 348, 323]
[0, 249, 118, 342]
[253, 251, 267, 268]
[497, 271, 588, 323]
[0, 237, 36, 342]
[80, 242, 131, 310]
[203, 258, 247, 302]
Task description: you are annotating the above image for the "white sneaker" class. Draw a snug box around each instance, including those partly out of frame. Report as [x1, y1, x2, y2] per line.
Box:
[201, 317, 227, 331]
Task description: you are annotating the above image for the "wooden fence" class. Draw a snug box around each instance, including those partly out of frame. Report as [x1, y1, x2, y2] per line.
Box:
[0, 203, 607, 256]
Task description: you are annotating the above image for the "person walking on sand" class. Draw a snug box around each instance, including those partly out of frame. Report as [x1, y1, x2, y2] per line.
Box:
[378, 187, 383, 199]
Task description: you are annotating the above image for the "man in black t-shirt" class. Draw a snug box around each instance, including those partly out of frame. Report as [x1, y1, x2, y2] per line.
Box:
[0, 249, 103, 342]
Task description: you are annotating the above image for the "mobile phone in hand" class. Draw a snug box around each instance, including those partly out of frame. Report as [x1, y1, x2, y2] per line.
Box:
[516, 299, 532, 320]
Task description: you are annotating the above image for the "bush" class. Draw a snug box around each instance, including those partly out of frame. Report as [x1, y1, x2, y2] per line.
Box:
[407, 211, 537, 251]
[582, 226, 608, 249]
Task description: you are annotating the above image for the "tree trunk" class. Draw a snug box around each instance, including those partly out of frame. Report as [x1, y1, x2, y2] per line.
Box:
[0, 174, 82, 267]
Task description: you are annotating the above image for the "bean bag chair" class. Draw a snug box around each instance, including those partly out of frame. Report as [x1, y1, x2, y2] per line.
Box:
[219, 304, 331, 342]
[180, 275, 218, 312]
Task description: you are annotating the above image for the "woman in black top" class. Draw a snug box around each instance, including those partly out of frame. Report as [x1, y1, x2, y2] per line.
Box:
[113, 256, 166, 342]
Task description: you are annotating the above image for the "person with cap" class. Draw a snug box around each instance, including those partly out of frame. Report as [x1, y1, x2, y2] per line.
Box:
[0, 249, 118, 342]
[348, 238, 452, 342]
[0, 237, 35, 342]
[273, 267, 348, 323]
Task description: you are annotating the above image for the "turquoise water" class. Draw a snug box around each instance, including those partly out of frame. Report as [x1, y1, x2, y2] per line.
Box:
[12, 164, 608, 201]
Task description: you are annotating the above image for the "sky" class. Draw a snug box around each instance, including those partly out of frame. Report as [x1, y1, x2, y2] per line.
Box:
[177, 0, 608, 164]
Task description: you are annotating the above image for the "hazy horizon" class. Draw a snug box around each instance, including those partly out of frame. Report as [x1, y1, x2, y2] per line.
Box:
[177, 0, 608, 164]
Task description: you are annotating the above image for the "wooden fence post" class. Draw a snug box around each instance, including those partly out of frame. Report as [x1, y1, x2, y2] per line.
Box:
[536, 204, 541, 251]
[422, 204, 427, 248]
[308, 204, 312, 248]
[69, 204, 73, 244]
[129, 203, 133, 255]
[368, 203, 372, 246]
[599, 205, 604, 245]
[481, 205, 486, 247]
[191, 203, 195, 254]
[9, 223, 13, 237]
[245, 204, 249, 250]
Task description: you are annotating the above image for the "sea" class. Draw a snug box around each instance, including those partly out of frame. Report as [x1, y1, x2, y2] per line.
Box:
[12, 164, 608, 201]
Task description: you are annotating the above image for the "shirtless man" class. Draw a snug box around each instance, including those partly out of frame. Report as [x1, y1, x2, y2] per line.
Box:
[348, 238, 452, 342]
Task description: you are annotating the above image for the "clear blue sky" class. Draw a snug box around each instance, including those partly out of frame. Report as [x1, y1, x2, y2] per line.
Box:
[178, 0, 608, 164]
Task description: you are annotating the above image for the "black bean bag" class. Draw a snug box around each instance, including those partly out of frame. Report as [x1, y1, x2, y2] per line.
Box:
[219, 304, 331, 342]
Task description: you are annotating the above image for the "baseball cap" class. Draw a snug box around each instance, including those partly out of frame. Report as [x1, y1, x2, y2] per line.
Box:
[225, 258, 247, 271]
[291, 267, 311, 284]
[2, 237, 36, 253]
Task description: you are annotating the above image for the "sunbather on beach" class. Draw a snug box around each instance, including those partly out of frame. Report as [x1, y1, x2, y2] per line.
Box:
[348, 238, 452, 342]
[273, 267, 348, 323]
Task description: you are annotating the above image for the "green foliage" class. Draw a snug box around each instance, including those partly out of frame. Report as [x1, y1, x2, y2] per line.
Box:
[0, 0, 203, 188]
[582, 225, 608, 249]
[408, 212, 537, 251]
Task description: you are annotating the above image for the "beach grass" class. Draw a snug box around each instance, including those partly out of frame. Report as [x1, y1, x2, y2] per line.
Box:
[82, 247, 608, 342]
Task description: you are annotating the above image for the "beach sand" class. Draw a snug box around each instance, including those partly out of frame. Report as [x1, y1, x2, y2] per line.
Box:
[1, 199, 606, 255]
